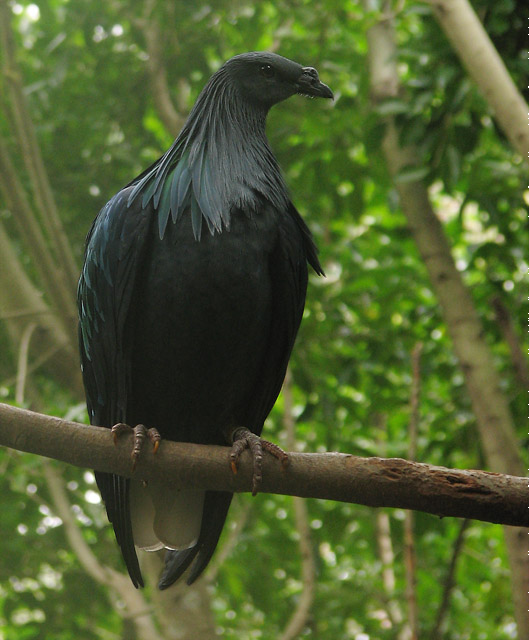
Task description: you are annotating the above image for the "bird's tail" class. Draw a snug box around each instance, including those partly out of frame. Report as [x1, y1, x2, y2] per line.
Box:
[158, 491, 233, 588]
[130, 477, 204, 551]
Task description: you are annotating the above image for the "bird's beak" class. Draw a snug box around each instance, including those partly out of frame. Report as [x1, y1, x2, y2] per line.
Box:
[296, 66, 334, 100]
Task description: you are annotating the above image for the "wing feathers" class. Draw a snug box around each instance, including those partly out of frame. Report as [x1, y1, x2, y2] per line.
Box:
[79, 190, 153, 588]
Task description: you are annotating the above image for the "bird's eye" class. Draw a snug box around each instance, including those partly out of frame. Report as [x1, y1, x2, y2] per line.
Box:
[260, 64, 275, 78]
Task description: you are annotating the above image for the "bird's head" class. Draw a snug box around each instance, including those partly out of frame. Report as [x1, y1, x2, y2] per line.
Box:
[221, 51, 333, 110]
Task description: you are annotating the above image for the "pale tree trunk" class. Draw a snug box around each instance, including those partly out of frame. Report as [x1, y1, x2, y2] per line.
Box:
[141, 554, 218, 640]
[430, 0, 529, 160]
[363, 2, 529, 637]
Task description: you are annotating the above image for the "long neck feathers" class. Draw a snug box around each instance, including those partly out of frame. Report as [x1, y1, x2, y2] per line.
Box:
[127, 68, 290, 240]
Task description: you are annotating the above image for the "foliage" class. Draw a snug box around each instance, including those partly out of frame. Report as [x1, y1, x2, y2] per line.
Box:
[0, 0, 526, 638]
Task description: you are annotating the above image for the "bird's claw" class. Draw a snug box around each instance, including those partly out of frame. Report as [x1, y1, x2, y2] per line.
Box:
[228, 427, 289, 496]
[111, 423, 161, 472]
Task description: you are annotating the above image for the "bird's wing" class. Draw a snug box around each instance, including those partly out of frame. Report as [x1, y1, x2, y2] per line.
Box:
[247, 201, 322, 433]
[78, 188, 153, 588]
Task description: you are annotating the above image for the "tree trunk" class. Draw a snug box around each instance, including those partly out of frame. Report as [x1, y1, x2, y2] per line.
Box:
[431, 0, 529, 160]
[141, 553, 217, 640]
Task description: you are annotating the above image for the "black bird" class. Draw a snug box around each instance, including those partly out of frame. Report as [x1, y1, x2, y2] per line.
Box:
[78, 51, 332, 589]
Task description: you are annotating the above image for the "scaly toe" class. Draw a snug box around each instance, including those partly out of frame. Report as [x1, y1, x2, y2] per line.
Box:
[227, 427, 288, 496]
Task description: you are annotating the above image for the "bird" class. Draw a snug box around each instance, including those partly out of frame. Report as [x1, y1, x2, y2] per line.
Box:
[77, 51, 332, 590]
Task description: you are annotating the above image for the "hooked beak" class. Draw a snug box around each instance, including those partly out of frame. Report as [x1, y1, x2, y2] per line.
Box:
[296, 66, 334, 99]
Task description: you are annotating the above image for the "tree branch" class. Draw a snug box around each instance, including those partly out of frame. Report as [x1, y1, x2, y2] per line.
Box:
[205, 498, 251, 585]
[43, 462, 111, 585]
[429, 518, 469, 640]
[136, 0, 187, 138]
[428, 0, 529, 160]
[43, 463, 159, 640]
[15, 321, 37, 404]
[491, 296, 529, 391]
[375, 510, 404, 628]
[0, 402, 527, 528]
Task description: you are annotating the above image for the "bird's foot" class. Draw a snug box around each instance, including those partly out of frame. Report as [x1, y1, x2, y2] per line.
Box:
[227, 427, 289, 496]
[111, 423, 161, 471]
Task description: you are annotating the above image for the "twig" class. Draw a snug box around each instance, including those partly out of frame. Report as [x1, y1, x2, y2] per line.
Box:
[280, 368, 316, 640]
[15, 322, 37, 404]
[407, 342, 422, 460]
[430, 519, 470, 639]
[0, 308, 55, 320]
[404, 342, 423, 640]
[375, 510, 403, 626]
[135, 0, 187, 137]
[43, 463, 110, 584]
[43, 462, 159, 640]
[2, 340, 70, 389]
[0, 222, 81, 396]
[206, 498, 252, 584]
[373, 416, 406, 631]
[491, 296, 529, 390]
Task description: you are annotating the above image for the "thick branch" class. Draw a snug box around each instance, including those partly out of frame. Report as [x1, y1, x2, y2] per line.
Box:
[0, 402, 527, 528]
[366, 0, 522, 478]
[429, 0, 529, 160]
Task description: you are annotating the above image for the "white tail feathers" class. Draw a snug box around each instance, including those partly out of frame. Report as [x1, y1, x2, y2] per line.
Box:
[130, 477, 204, 551]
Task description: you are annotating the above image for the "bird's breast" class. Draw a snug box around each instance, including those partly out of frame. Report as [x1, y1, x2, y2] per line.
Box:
[127, 206, 280, 444]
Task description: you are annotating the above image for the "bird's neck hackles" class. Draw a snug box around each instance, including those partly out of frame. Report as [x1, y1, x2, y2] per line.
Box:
[127, 69, 290, 241]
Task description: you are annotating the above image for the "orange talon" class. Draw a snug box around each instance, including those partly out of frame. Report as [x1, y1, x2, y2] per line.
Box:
[110, 423, 162, 472]
[227, 426, 288, 495]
